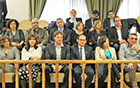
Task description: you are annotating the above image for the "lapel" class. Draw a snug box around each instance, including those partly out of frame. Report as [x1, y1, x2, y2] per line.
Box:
[38, 28, 42, 39]
[100, 47, 106, 60]
[114, 27, 118, 38]
[76, 45, 79, 58]
[61, 44, 64, 59]
[31, 28, 34, 35]
[120, 26, 124, 38]
[52, 43, 56, 59]
[84, 45, 87, 59]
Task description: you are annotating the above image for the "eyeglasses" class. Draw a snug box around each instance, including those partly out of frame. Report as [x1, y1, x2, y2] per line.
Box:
[79, 39, 86, 41]
[32, 22, 39, 24]
[130, 38, 137, 40]
[114, 20, 121, 22]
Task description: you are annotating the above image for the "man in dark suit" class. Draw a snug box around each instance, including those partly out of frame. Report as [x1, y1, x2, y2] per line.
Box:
[108, 16, 129, 52]
[0, 0, 7, 34]
[85, 10, 99, 32]
[45, 31, 70, 88]
[71, 34, 95, 88]
[66, 9, 82, 31]
[49, 18, 71, 44]
[103, 10, 115, 30]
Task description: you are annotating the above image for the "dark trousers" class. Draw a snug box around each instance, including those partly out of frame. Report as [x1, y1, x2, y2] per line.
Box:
[45, 65, 69, 88]
[73, 65, 94, 88]
[98, 64, 120, 88]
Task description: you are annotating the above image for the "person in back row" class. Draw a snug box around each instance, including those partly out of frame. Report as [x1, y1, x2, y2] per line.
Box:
[26, 18, 48, 52]
[66, 9, 82, 31]
[49, 18, 71, 44]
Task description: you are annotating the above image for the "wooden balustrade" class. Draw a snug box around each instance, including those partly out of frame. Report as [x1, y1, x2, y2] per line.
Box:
[0, 60, 140, 88]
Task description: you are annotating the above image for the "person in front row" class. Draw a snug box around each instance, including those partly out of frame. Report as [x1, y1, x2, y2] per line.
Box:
[0, 35, 20, 82]
[95, 36, 129, 88]
[18, 35, 42, 88]
[119, 33, 140, 88]
[71, 34, 94, 88]
[45, 31, 70, 88]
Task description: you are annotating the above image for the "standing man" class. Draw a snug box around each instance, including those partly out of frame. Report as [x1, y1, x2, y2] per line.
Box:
[71, 34, 95, 88]
[45, 31, 70, 88]
[103, 10, 115, 30]
[66, 9, 82, 31]
[0, 0, 7, 34]
[108, 16, 129, 52]
[119, 33, 140, 88]
[26, 18, 48, 51]
[49, 18, 71, 44]
[85, 10, 99, 32]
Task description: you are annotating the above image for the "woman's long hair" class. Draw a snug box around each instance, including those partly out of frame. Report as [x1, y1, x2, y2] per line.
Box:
[25, 35, 38, 51]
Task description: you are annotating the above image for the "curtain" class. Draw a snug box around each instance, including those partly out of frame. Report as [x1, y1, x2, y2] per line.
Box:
[85, 0, 123, 21]
[39, 0, 89, 24]
[29, 0, 47, 21]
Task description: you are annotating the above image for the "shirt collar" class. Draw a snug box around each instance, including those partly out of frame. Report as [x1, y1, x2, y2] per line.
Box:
[58, 28, 64, 32]
[54, 43, 64, 48]
[78, 45, 84, 49]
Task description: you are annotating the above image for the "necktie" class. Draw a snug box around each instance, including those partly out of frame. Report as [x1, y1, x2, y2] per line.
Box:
[79, 48, 82, 60]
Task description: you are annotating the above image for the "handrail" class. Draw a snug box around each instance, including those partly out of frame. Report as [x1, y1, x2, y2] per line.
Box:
[0, 60, 139, 88]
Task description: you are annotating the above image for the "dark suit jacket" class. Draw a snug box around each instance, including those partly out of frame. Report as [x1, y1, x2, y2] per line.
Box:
[26, 27, 48, 45]
[66, 17, 82, 29]
[49, 27, 71, 44]
[0, 0, 7, 23]
[45, 43, 70, 67]
[103, 18, 111, 30]
[108, 26, 129, 45]
[70, 44, 95, 67]
[85, 17, 99, 32]
[90, 29, 107, 50]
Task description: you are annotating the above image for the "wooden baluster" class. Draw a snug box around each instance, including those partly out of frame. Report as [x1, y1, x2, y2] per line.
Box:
[120, 63, 125, 88]
[42, 63, 45, 88]
[1, 63, 5, 88]
[95, 64, 99, 88]
[107, 63, 112, 88]
[29, 63, 32, 88]
[133, 63, 137, 88]
[55, 63, 59, 88]
[81, 63, 86, 88]
[15, 63, 19, 88]
[69, 63, 72, 88]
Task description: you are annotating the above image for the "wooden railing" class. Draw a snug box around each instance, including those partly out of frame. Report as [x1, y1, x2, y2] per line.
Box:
[0, 60, 140, 88]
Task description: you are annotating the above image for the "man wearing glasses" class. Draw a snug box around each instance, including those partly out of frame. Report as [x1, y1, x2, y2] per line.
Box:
[70, 34, 95, 88]
[107, 16, 129, 52]
[66, 9, 82, 31]
[103, 10, 115, 30]
[85, 10, 99, 32]
[119, 33, 140, 88]
[26, 18, 48, 51]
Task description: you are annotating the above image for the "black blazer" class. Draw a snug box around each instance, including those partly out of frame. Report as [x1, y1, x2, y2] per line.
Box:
[0, 0, 7, 23]
[108, 26, 129, 45]
[70, 44, 95, 67]
[90, 29, 107, 50]
[49, 27, 71, 44]
[103, 18, 111, 30]
[45, 43, 70, 67]
[85, 17, 99, 31]
[66, 17, 82, 29]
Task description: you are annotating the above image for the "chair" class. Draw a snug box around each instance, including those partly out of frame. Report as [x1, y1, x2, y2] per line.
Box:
[39, 20, 49, 29]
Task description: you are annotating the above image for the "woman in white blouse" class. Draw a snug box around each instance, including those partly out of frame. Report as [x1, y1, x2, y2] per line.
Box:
[18, 35, 42, 88]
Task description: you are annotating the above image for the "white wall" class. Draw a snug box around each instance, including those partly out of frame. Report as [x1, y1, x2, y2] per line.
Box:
[6, 0, 29, 22]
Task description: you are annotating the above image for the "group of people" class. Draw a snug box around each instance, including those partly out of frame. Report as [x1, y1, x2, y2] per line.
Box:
[0, 7, 139, 88]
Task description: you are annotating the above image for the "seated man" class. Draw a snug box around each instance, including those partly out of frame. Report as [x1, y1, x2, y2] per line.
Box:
[45, 31, 70, 88]
[103, 10, 115, 30]
[49, 18, 71, 44]
[66, 9, 82, 31]
[108, 16, 129, 52]
[85, 10, 99, 32]
[71, 34, 95, 88]
[26, 18, 48, 51]
[119, 33, 140, 88]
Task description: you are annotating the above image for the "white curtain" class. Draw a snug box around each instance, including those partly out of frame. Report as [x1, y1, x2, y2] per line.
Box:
[117, 0, 140, 19]
[40, 0, 89, 24]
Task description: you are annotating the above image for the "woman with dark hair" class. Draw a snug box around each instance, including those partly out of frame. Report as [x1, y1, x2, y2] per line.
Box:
[95, 36, 128, 88]
[0, 35, 20, 81]
[18, 35, 42, 88]
[6, 19, 25, 51]
[90, 20, 107, 50]
[70, 21, 89, 45]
